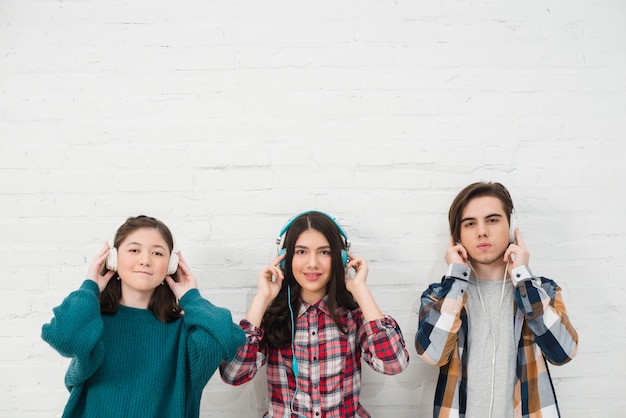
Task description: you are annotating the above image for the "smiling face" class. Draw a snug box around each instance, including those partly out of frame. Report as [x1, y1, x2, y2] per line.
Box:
[459, 195, 511, 267]
[291, 229, 333, 304]
[116, 227, 171, 297]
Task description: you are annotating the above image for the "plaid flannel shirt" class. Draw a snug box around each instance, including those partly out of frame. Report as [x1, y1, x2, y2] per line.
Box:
[415, 264, 578, 418]
[220, 295, 409, 418]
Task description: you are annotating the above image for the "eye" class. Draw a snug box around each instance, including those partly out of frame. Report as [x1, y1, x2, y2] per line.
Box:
[295, 249, 306, 255]
[486, 218, 499, 224]
[320, 250, 331, 256]
[153, 251, 165, 257]
[129, 248, 140, 253]
[463, 221, 475, 228]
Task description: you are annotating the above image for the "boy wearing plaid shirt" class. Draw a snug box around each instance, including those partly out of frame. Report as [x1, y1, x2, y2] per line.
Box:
[415, 182, 578, 418]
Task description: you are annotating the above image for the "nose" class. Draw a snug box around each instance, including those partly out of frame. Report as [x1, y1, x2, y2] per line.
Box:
[306, 252, 319, 268]
[477, 222, 488, 238]
[139, 253, 151, 266]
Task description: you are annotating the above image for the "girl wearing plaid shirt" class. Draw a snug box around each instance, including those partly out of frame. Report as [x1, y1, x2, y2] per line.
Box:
[220, 211, 409, 417]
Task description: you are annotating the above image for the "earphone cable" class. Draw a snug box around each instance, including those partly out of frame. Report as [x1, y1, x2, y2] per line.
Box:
[287, 285, 306, 418]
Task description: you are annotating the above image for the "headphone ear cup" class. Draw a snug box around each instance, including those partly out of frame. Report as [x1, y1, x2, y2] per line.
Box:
[509, 215, 517, 243]
[106, 246, 118, 272]
[341, 250, 348, 268]
[279, 248, 287, 269]
[167, 252, 179, 275]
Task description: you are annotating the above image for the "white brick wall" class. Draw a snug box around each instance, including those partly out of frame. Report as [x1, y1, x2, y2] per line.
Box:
[1, 0, 624, 416]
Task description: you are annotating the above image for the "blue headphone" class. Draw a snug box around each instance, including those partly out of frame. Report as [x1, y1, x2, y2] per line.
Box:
[276, 210, 350, 269]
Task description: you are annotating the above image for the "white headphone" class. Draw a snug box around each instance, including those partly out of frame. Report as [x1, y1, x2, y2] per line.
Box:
[106, 239, 179, 275]
[509, 212, 518, 244]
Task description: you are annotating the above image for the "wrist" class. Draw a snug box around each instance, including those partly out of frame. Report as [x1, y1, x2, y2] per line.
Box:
[253, 293, 273, 310]
[349, 282, 371, 301]
[511, 265, 533, 286]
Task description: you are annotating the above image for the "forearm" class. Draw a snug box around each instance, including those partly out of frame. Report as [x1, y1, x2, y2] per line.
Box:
[41, 280, 106, 387]
[415, 265, 468, 366]
[180, 289, 246, 369]
[350, 284, 384, 322]
[219, 320, 265, 386]
[245, 293, 273, 327]
[41, 280, 104, 358]
[513, 266, 578, 364]
[362, 315, 409, 375]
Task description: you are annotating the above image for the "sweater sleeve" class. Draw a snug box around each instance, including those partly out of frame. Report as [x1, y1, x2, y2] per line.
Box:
[512, 266, 578, 365]
[178, 289, 246, 393]
[41, 280, 106, 389]
[360, 314, 409, 375]
[219, 319, 266, 386]
[415, 264, 469, 367]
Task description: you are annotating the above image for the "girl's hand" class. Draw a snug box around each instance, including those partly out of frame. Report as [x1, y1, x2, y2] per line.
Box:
[344, 253, 384, 322]
[344, 253, 369, 294]
[165, 251, 197, 300]
[87, 243, 116, 293]
[244, 254, 285, 327]
[504, 228, 530, 271]
[256, 253, 285, 304]
[445, 236, 469, 266]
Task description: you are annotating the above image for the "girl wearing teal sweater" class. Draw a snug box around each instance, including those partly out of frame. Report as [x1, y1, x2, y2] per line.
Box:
[42, 215, 246, 418]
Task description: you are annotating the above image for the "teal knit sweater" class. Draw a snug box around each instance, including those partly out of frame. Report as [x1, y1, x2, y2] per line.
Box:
[42, 280, 245, 418]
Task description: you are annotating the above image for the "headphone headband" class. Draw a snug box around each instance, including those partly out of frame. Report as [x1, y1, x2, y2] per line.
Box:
[276, 210, 350, 268]
[277, 210, 350, 248]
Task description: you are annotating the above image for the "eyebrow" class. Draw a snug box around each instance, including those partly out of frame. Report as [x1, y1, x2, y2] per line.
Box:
[294, 245, 331, 250]
[124, 241, 167, 250]
[460, 213, 504, 223]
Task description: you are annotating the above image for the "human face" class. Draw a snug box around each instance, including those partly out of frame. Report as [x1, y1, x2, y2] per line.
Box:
[291, 229, 333, 304]
[459, 196, 510, 266]
[116, 228, 171, 296]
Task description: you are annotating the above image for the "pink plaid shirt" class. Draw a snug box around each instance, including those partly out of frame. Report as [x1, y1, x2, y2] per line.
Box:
[220, 296, 409, 418]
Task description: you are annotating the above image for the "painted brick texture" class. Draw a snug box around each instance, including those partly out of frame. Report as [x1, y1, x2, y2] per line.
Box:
[1, 1, 625, 417]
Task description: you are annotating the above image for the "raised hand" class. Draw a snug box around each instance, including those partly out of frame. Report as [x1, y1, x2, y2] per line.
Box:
[503, 228, 530, 270]
[87, 243, 116, 293]
[445, 236, 469, 266]
[256, 254, 285, 303]
[165, 251, 197, 300]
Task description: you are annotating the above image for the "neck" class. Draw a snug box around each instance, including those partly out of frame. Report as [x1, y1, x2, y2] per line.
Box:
[469, 259, 508, 281]
[120, 286, 155, 309]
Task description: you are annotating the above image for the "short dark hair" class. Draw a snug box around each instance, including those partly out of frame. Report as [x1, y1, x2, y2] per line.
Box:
[99, 215, 181, 323]
[448, 182, 514, 243]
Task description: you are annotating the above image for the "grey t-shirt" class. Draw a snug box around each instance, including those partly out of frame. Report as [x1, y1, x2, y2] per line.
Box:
[465, 278, 516, 418]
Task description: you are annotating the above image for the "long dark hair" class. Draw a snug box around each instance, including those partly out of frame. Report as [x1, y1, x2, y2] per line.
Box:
[99, 215, 182, 323]
[262, 211, 358, 348]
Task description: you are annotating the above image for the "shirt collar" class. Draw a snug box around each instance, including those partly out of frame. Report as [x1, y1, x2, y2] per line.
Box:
[298, 294, 331, 317]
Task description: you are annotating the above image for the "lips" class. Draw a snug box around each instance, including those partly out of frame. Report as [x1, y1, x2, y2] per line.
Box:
[303, 273, 321, 281]
[477, 243, 491, 250]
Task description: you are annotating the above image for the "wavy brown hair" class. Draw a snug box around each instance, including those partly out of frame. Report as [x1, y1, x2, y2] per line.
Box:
[262, 211, 357, 348]
[99, 215, 182, 323]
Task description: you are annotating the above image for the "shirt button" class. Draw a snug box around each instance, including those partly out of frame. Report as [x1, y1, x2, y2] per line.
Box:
[312, 331, 316, 335]
[313, 356, 317, 361]
[463, 272, 468, 276]
[315, 413, 320, 416]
